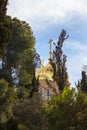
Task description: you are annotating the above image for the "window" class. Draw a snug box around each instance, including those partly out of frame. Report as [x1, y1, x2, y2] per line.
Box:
[47, 89, 50, 99]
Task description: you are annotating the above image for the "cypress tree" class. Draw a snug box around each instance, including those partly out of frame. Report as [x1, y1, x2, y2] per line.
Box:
[77, 66, 87, 93]
[51, 29, 69, 92]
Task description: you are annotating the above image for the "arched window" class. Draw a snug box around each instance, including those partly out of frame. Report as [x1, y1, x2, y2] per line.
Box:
[47, 89, 50, 99]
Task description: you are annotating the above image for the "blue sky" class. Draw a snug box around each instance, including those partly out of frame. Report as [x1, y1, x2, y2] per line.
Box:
[7, 0, 87, 87]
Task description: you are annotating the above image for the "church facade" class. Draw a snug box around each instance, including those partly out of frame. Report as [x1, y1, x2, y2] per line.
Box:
[36, 61, 59, 100]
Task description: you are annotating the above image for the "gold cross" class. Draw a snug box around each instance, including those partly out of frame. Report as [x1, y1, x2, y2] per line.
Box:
[48, 39, 53, 59]
[42, 58, 45, 66]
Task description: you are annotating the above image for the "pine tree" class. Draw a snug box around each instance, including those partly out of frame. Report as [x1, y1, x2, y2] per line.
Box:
[1, 18, 41, 97]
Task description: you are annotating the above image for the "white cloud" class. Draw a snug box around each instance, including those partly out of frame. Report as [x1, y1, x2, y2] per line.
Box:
[7, 0, 87, 30]
[65, 41, 87, 52]
[65, 41, 87, 87]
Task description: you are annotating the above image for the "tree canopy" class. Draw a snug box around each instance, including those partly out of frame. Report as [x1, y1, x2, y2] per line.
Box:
[1, 18, 36, 86]
[0, 0, 11, 57]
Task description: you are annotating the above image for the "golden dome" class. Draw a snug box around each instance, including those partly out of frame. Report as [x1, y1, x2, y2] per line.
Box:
[36, 62, 53, 81]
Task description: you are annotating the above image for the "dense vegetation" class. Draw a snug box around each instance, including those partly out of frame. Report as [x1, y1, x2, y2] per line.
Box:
[0, 1, 87, 130]
[0, 0, 11, 57]
[41, 87, 87, 130]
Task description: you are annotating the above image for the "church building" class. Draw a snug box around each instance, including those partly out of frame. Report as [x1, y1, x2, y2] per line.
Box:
[36, 39, 59, 100]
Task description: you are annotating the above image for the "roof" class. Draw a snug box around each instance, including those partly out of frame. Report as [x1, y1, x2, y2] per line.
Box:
[36, 62, 53, 81]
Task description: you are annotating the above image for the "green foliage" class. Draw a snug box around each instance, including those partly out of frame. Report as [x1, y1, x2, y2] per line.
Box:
[0, 79, 17, 122]
[17, 86, 31, 99]
[0, 79, 43, 129]
[42, 87, 87, 130]
[51, 29, 69, 92]
[1, 18, 36, 87]
[0, 0, 11, 57]
[78, 68, 87, 93]
[14, 93, 43, 130]
[19, 49, 35, 86]
[6, 18, 35, 67]
[0, 0, 8, 18]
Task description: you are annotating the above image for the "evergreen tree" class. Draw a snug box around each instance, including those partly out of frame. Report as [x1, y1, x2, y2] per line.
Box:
[77, 65, 87, 93]
[51, 29, 69, 92]
[0, 0, 11, 57]
[81, 70, 87, 93]
[0, 0, 8, 18]
[1, 18, 35, 85]
[42, 87, 87, 130]
[1, 17, 41, 96]
[0, 79, 17, 122]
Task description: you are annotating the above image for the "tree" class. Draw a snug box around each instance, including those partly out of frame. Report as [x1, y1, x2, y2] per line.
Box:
[81, 70, 87, 93]
[77, 65, 87, 93]
[51, 29, 69, 92]
[1, 18, 36, 86]
[0, 79, 17, 123]
[42, 87, 87, 130]
[13, 93, 43, 130]
[0, 0, 8, 18]
[0, 0, 11, 57]
[1, 17, 41, 98]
